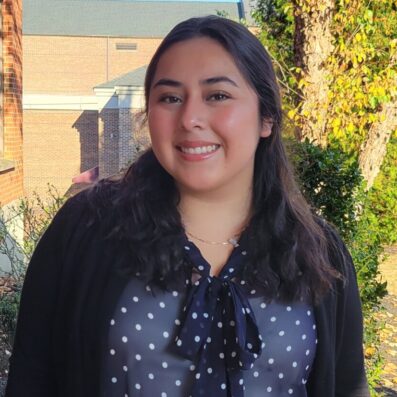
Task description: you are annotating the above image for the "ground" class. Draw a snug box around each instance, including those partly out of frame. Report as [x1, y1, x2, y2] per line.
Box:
[376, 245, 397, 396]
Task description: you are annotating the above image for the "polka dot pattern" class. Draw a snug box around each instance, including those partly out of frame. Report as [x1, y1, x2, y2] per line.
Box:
[102, 235, 317, 397]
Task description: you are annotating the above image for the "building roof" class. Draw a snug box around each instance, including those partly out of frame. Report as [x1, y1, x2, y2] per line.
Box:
[95, 65, 147, 89]
[23, 0, 244, 37]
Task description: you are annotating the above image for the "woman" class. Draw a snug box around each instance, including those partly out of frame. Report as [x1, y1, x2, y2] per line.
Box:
[6, 16, 369, 397]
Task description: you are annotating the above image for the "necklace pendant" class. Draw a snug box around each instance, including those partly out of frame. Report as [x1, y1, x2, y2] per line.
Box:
[228, 237, 239, 248]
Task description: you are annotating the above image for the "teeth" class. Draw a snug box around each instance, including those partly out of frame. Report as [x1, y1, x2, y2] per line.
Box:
[180, 145, 218, 155]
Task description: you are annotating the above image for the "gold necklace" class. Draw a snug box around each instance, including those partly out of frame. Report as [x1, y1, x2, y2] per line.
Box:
[185, 230, 240, 248]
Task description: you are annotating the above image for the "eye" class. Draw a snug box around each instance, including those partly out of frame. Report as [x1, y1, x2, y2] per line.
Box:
[159, 95, 182, 104]
[207, 92, 230, 101]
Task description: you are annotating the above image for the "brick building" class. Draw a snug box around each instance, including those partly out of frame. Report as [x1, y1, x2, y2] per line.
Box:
[23, 0, 244, 197]
[0, 0, 23, 206]
[0, 0, 23, 273]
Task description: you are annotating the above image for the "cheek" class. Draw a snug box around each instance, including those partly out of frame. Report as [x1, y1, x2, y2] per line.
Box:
[212, 107, 244, 132]
[148, 108, 173, 142]
[214, 105, 261, 141]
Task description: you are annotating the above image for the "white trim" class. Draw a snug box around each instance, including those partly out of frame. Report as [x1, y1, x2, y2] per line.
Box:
[116, 87, 145, 109]
[23, 94, 100, 111]
[23, 90, 145, 111]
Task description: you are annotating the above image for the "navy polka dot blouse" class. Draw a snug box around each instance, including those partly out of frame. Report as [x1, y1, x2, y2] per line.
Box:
[102, 236, 317, 396]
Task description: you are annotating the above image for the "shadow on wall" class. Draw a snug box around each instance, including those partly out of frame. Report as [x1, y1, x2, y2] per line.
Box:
[68, 106, 151, 196]
[72, 110, 99, 174]
[99, 108, 120, 178]
[63, 111, 100, 197]
[98, 107, 151, 179]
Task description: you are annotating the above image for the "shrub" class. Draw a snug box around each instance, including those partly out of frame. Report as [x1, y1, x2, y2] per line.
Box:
[288, 138, 387, 392]
[367, 130, 397, 246]
[0, 186, 65, 379]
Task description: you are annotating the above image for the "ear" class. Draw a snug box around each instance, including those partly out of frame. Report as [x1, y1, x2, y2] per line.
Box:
[260, 118, 273, 138]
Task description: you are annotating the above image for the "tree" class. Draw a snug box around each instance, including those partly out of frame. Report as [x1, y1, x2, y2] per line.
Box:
[253, 1, 397, 392]
[292, 0, 335, 145]
[255, 0, 397, 187]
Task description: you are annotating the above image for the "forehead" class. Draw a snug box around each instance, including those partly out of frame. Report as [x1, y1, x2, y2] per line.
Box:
[152, 37, 245, 85]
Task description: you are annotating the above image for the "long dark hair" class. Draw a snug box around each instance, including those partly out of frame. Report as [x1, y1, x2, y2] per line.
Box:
[88, 16, 339, 303]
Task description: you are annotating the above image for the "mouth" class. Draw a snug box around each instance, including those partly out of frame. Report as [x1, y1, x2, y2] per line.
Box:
[176, 144, 221, 155]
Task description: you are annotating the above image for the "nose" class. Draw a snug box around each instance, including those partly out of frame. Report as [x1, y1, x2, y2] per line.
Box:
[179, 95, 207, 131]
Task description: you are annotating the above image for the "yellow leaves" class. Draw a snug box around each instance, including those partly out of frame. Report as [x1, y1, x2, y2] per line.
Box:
[364, 9, 374, 24]
[297, 78, 307, 89]
[339, 100, 351, 113]
[368, 113, 378, 123]
[355, 32, 363, 42]
[295, 1, 332, 15]
[354, 91, 366, 102]
[292, 66, 303, 75]
[283, 4, 293, 14]
[347, 122, 356, 133]
[287, 109, 298, 120]
[331, 118, 343, 138]
[365, 346, 377, 358]
[356, 51, 366, 63]
[371, 86, 387, 98]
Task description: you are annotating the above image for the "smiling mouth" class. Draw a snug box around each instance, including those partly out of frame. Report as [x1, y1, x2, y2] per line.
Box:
[177, 144, 220, 155]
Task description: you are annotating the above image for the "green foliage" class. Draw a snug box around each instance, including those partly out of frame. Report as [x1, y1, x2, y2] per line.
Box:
[350, 210, 387, 310]
[0, 292, 20, 348]
[0, 187, 66, 378]
[367, 130, 397, 245]
[363, 314, 385, 396]
[253, 0, 397, 157]
[0, 186, 65, 281]
[288, 139, 387, 392]
[253, 2, 396, 387]
[252, 0, 300, 120]
[289, 138, 363, 241]
[289, 139, 387, 304]
[326, 0, 397, 154]
[252, 0, 295, 69]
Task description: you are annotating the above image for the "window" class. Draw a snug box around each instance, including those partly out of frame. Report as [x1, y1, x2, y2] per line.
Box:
[116, 42, 138, 51]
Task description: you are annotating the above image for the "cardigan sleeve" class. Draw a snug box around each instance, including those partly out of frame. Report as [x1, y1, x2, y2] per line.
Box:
[329, 227, 370, 397]
[5, 192, 89, 397]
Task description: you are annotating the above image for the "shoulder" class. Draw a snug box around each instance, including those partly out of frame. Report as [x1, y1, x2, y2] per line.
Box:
[41, 180, 119, 247]
[314, 216, 355, 282]
[57, 179, 121, 225]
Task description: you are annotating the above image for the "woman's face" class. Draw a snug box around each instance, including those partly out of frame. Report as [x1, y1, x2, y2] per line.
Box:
[147, 37, 271, 196]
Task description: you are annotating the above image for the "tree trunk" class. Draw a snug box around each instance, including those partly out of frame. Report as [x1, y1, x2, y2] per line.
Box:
[293, 0, 335, 146]
[359, 100, 397, 190]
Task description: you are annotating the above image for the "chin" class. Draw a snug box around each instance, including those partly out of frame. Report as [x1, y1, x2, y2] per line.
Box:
[177, 178, 221, 195]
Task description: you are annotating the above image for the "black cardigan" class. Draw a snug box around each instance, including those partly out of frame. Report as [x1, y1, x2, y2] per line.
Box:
[5, 190, 370, 397]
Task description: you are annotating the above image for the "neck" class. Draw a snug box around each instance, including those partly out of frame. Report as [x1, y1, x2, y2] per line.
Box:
[178, 185, 253, 242]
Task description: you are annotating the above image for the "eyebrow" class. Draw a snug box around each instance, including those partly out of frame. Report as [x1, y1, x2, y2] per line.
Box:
[152, 76, 239, 89]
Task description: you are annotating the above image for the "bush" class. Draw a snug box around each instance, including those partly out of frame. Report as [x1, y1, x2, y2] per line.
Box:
[0, 292, 19, 348]
[367, 130, 397, 246]
[288, 138, 387, 392]
[0, 186, 65, 379]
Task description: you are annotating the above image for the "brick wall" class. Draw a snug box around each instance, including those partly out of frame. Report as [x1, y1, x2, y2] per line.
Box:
[24, 35, 162, 95]
[0, 0, 23, 206]
[23, 33, 160, 196]
[24, 110, 98, 197]
[99, 109, 119, 178]
[119, 108, 150, 171]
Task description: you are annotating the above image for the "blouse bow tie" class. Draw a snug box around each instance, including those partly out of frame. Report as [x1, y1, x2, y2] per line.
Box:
[174, 238, 263, 397]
